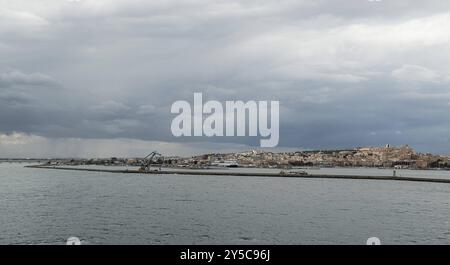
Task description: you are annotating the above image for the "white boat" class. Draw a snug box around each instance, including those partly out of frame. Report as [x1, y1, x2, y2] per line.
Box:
[211, 160, 239, 168]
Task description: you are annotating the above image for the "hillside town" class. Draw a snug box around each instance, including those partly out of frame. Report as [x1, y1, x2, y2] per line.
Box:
[45, 144, 450, 170]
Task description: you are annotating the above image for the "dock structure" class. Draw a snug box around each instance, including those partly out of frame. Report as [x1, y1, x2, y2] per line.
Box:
[24, 165, 450, 184]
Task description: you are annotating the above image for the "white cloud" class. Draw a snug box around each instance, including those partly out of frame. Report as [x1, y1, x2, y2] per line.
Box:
[90, 100, 131, 114]
[0, 8, 49, 26]
[0, 132, 44, 145]
[137, 104, 156, 115]
[0, 70, 58, 89]
[392, 65, 442, 83]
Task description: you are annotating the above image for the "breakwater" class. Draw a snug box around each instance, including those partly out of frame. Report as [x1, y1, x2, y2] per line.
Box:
[25, 165, 450, 184]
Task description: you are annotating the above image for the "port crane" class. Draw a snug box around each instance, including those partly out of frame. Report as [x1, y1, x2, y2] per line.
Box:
[139, 151, 162, 172]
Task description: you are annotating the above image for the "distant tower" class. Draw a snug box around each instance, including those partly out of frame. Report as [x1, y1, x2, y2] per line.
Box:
[385, 144, 391, 148]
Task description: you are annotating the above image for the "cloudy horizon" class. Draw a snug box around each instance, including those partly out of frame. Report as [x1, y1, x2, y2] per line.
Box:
[2, 0, 450, 157]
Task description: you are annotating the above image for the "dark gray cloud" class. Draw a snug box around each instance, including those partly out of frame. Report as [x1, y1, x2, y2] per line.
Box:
[1, 0, 450, 156]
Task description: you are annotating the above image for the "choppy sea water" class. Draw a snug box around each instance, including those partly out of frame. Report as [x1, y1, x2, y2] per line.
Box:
[0, 163, 449, 245]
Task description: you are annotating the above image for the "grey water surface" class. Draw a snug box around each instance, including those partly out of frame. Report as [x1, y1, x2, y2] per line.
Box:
[0, 163, 449, 245]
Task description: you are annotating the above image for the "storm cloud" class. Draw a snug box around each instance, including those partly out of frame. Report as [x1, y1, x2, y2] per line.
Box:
[1, 0, 450, 157]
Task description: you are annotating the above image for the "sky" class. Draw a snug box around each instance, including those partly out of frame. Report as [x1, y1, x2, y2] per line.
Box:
[1, 0, 450, 157]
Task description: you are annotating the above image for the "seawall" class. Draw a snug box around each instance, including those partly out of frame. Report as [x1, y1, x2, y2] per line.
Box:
[24, 165, 450, 184]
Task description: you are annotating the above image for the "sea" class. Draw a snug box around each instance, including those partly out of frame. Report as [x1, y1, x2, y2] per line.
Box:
[0, 163, 449, 244]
